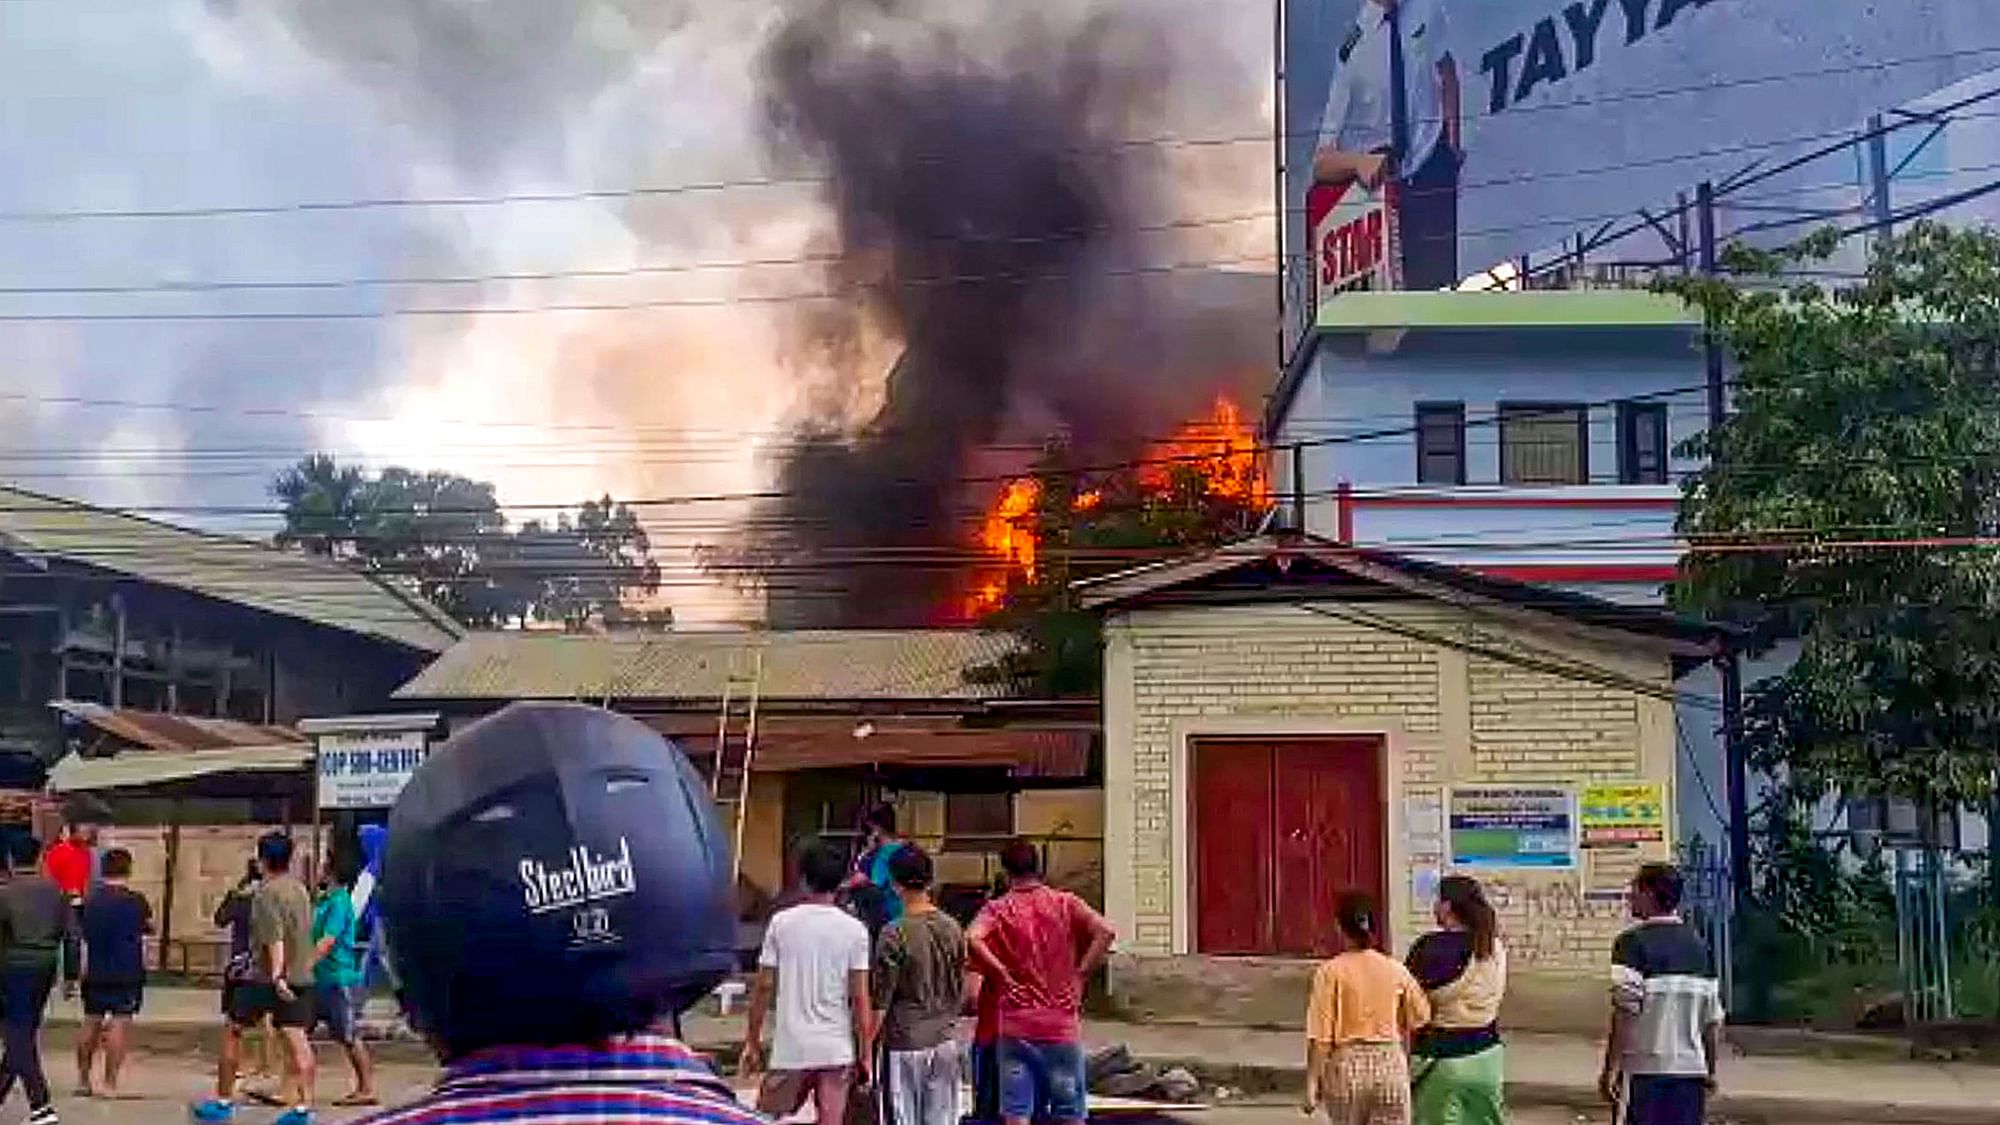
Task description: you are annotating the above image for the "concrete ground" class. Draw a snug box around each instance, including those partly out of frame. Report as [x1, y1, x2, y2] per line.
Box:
[34, 1061, 1884, 1125]
[25, 988, 1998, 1125]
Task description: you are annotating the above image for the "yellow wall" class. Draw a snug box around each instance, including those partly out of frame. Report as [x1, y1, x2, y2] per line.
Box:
[736, 773, 788, 902]
[1102, 600, 1677, 975]
[875, 788, 1106, 905]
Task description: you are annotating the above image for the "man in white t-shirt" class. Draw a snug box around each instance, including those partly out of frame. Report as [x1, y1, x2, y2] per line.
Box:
[742, 840, 874, 1125]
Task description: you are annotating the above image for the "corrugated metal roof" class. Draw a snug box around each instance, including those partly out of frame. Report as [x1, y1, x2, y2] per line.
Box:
[395, 630, 1022, 702]
[0, 486, 461, 653]
[51, 701, 305, 753]
[48, 744, 312, 794]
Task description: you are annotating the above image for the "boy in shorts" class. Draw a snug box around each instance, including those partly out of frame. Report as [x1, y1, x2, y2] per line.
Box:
[192, 832, 318, 1125]
[76, 848, 152, 1099]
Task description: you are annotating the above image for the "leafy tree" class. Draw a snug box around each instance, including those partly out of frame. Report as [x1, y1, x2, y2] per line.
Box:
[270, 454, 368, 558]
[1670, 222, 2000, 815]
[502, 497, 664, 630]
[972, 439, 1270, 696]
[270, 459, 662, 630]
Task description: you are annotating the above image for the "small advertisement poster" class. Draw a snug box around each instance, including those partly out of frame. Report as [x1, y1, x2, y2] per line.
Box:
[1448, 786, 1575, 870]
[316, 729, 429, 810]
[1579, 781, 1671, 900]
[1309, 178, 1402, 317]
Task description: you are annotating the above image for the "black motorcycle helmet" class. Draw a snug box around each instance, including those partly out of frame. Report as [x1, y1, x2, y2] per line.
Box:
[380, 702, 736, 1057]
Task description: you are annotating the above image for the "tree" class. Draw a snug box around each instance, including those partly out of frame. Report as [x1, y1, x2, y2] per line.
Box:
[270, 454, 368, 558]
[270, 459, 663, 631]
[972, 439, 1270, 696]
[503, 497, 664, 630]
[1670, 222, 2000, 814]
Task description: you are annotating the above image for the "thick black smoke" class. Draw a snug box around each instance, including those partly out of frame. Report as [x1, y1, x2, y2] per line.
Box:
[742, 1, 1270, 626]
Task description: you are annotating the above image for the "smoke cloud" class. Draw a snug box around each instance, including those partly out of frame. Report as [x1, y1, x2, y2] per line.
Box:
[738, 0, 1272, 626]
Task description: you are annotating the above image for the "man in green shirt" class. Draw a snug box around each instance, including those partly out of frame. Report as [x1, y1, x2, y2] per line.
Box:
[309, 858, 375, 1108]
[192, 832, 317, 1125]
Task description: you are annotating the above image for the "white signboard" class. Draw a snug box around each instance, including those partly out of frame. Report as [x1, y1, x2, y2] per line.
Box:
[316, 729, 428, 810]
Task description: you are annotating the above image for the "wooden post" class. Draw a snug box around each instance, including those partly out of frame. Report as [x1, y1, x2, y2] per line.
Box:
[110, 592, 128, 704]
[166, 619, 183, 713]
[308, 740, 323, 888]
[158, 805, 182, 974]
[55, 599, 71, 701]
[263, 650, 277, 725]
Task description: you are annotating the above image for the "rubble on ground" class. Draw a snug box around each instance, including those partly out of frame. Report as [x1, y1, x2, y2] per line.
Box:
[1085, 1044, 1205, 1103]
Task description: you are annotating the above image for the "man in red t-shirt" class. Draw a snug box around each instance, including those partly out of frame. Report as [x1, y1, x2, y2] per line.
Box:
[966, 839, 1115, 1125]
[44, 822, 93, 901]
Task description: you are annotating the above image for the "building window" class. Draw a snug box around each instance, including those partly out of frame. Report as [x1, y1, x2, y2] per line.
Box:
[1499, 403, 1588, 485]
[944, 791, 1014, 852]
[1414, 402, 1466, 485]
[1618, 401, 1670, 485]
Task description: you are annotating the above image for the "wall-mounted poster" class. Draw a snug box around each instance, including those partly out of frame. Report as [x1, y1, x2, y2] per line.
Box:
[1579, 780, 1671, 899]
[1448, 785, 1576, 869]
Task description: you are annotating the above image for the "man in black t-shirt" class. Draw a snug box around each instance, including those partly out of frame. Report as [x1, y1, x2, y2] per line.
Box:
[76, 847, 153, 1099]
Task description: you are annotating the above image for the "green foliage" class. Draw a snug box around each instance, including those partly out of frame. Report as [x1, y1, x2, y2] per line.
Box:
[970, 439, 1268, 697]
[1667, 222, 2000, 810]
[271, 458, 662, 629]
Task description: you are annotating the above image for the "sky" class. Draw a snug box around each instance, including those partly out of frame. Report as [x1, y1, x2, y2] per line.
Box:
[10, 1, 1988, 623]
[0, 0, 1273, 621]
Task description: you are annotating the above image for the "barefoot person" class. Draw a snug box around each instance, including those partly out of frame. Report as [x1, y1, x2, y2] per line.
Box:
[75, 848, 153, 1100]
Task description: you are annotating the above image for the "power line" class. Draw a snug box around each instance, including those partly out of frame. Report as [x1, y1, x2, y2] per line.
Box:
[0, 251, 1279, 322]
[0, 381, 1716, 516]
[8, 42, 1997, 225]
[0, 156, 1973, 325]
[11, 104, 2000, 303]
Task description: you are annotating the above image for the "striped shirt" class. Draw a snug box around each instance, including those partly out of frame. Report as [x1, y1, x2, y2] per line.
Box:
[1611, 916, 1724, 1077]
[351, 1034, 771, 1125]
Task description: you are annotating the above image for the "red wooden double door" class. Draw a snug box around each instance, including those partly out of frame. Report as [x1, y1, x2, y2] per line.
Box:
[1191, 737, 1387, 957]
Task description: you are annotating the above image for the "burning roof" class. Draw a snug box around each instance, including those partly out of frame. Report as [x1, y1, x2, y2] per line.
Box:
[712, 3, 1272, 629]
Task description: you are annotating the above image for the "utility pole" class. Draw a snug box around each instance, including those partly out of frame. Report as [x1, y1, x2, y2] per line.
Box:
[1866, 113, 1894, 247]
[1697, 181, 1725, 432]
[1696, 178, 1752, 917]
[1273, 0, 1291, 369]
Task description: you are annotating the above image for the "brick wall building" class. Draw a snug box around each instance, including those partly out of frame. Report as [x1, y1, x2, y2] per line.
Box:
[1080, 535, 1718, 1031]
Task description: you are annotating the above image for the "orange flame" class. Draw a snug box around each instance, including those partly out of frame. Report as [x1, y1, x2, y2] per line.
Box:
[1140, 397, 1271, 505]
[965, 478, 1042, 616]
[964, 396, 1267, 619]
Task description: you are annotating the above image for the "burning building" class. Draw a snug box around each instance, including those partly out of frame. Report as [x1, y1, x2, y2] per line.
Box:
[727, 1, 1276, 627]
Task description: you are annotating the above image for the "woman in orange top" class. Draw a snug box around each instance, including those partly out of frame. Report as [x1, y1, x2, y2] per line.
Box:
[1303, 893, 1431, 1125]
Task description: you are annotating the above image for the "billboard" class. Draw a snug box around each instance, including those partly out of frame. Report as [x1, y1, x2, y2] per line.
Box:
[1280, 0, 2000, 355]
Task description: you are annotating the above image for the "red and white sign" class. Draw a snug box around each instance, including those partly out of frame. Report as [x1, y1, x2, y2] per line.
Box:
[1309, 179, 1401, 314]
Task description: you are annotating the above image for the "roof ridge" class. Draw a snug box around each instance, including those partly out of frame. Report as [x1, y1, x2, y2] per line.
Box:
[0, 482, 460, 652]
[0, 482, 353, 569]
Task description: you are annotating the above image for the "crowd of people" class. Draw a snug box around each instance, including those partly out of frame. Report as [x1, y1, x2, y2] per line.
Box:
[192, 831, 378, 1125]
[0, 817, 381, 1125]
[1299, 866, 1723, 1125]
[0, 708, 1722, 1125]
[742, 808, 1117, 1125]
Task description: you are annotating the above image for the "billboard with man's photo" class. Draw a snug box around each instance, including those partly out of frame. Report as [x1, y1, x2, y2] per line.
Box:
[1279, 0, 2000, 357]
